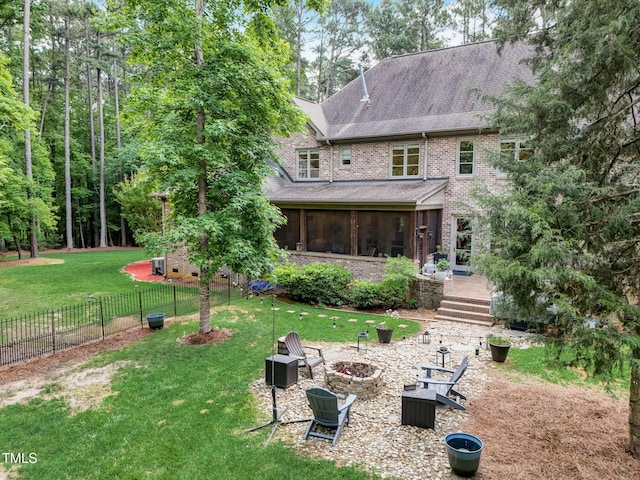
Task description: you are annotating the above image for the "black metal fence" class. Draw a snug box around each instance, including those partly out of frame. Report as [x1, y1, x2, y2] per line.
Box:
[0, 275, 240, 367]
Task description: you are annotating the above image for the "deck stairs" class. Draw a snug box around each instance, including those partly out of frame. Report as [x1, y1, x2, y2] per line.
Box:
[435, 295, 494, 326]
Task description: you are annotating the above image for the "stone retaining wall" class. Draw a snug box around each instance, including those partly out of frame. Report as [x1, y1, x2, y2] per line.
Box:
[411, 275, 445, 310]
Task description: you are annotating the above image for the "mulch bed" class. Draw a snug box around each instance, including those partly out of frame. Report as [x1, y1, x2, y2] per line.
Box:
[463, 374, 639, 479]
[122, 259, 164, 283]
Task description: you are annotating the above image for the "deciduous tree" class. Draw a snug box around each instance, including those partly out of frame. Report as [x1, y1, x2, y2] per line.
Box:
[124, 0, 306, 334]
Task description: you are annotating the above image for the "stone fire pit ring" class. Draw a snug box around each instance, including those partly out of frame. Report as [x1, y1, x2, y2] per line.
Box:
[325, 361, 383, 400]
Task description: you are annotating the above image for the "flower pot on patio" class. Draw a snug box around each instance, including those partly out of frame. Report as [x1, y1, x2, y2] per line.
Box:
[146, 313, 165, 330]
[434, 271, 448, 281]
[488, 338, 511, 362]
[375, 326, 394, 344]
[445, 432, 483, 477]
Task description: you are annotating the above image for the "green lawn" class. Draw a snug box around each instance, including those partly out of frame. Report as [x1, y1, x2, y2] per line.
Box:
[0, 296, 417, 479]
[1, 251, 629, 478]
[0, 250, 149, 318]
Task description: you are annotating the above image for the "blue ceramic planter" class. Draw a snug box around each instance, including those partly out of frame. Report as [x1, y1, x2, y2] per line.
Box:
[445, 432, 483, 477]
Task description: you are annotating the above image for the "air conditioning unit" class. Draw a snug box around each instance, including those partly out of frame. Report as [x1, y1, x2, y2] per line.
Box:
[151, 257, 165, 276]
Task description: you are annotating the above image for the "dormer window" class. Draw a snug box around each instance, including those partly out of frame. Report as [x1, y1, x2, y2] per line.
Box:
[297, 149, 320, 180]
[390, 143, 420, 177]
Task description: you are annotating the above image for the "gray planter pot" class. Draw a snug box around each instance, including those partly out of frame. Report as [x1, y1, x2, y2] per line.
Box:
[146, 313, 165, 330]
[375, 327, 393, 344]
[488, 342, 511, 362]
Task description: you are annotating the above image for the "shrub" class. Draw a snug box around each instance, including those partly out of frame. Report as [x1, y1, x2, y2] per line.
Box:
[349, 280, 381, 310]
[289, 263, 353, 306]
[271, 262, 300, 293]
[384, 256, 418, 283]
[378, 279, 408, 309]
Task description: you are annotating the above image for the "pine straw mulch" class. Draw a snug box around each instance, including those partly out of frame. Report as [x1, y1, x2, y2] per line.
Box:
[462, 371, 639, 479]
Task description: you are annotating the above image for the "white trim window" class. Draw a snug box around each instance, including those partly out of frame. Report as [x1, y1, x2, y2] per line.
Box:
[297, 148, 320, 180]
[340, 145, 352, 168]
[391, 143, 420, 177]
[498, 139, 533, 177]
[457, 139, 475, 177]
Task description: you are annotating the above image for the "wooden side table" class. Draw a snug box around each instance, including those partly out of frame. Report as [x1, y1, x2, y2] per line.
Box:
[402, 388, 436, 429]
[265, 354, 298, 388]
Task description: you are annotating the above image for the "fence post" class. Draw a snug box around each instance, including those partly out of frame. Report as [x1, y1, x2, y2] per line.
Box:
[99, 299, 105, 339]
[137, 286, 143, 327]
[227, 274, 231, 305]
[173, 284, 177, 318]
[51, 310, 56, 353]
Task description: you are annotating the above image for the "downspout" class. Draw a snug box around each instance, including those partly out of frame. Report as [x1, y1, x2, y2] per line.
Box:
[326, 140, 333, 183]
[422, 132, 428, 180]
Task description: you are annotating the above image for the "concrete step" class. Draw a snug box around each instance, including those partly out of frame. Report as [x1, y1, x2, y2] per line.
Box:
[436, 307, 494, 323]
[440, 300, 490, 315]
[433, 314, 494, 326]
[442, 295, 490, 306]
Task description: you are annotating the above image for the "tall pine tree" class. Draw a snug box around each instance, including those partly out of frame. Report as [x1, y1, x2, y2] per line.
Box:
[476, 0, 640, 456]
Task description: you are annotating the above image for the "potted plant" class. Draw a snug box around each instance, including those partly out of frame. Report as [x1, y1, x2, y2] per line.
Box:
[434, 258, 450, 281]
[487, 336, 511, 362]
[375, 309, 397, 343]
[434, 245, 448, 264]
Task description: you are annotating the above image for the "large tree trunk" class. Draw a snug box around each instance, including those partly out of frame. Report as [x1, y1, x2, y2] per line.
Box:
[195, 0, 211, 334]
[97, 30, 107, 248]
[630, 345, 640, 457]
[64, 13, 73, 249]
[113, 52, 127, 246]
[86, 24, 98, 248]
[295, 7, 302, 97]
[24, 0, 38, 258]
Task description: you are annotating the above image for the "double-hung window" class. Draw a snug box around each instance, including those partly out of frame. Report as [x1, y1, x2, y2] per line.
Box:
[340, 145, 352, 168]
[391, 143, 420, 177]
[457, 139, 475, 176]
[297, 149, 320, 180]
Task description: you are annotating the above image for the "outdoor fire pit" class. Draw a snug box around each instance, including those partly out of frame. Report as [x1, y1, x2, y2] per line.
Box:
[325, 361, 383, 400]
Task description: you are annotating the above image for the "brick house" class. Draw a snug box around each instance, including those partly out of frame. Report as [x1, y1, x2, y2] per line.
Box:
[264, 40, 534, 281]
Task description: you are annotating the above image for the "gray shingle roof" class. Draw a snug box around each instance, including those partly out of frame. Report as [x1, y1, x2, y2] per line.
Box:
[263, 174, 448, 207]
[304, 40, 534, 141]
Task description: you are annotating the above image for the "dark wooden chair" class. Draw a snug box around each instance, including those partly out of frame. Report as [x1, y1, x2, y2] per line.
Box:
[304, 387, 356, 446]
[283, 331, 324, 379]
[416, 356, 469, 410]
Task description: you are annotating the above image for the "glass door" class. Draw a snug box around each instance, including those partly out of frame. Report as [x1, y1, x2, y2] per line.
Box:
[453, 217, 472, 273]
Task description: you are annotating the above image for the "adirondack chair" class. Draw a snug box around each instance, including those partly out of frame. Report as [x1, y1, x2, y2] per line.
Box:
[416, 356, 469, 410]
[283, 331, 325, 379]
[304, 387, 357, 446]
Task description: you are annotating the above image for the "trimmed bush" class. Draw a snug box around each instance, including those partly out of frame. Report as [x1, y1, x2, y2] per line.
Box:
[271, 262, 300, 292]
[349, 279, 381, 310]
[378, 279, 408, 310]
[286, 263, 353, 306]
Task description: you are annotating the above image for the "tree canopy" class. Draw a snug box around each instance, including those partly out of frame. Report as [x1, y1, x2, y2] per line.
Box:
[123, 0, 306, 333]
